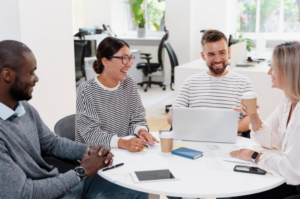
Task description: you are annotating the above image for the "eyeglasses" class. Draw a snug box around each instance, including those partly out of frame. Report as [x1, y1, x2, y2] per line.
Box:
[108, 55, 136, 65]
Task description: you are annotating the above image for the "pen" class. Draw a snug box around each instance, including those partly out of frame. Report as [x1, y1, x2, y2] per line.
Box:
[134, 134, 148, 148]
[102, 163, 124, 172]
[223, 159, 250, 165]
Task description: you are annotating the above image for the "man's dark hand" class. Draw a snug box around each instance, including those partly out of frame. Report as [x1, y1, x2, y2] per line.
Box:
[80, 144, 114, 178]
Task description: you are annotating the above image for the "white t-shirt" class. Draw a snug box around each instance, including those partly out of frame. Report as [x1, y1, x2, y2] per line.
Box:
[173, 71, 254, 119]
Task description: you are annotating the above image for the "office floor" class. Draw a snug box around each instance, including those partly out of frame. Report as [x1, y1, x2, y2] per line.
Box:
[138, 86, 174, 131]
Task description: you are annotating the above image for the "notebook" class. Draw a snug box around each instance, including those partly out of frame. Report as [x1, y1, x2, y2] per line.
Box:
[171, 147, 203, 160]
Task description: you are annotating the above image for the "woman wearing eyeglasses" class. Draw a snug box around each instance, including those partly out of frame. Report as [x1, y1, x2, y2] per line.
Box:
[76, 37, 159, 152]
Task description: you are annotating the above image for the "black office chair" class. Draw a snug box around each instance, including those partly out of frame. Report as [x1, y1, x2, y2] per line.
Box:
[285, 186, 300, 199]
[136, 27, 168, 92]
[54, 114, 76, 141]
[164, 42, 179, 113]
[74, 38, 88, 82]
[165, 42, 179, 91]
[42, 114, 80, 173]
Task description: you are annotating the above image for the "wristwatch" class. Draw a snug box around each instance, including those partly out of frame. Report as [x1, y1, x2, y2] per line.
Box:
[251, 151, 260, 163]
[74, 166, 87, 181]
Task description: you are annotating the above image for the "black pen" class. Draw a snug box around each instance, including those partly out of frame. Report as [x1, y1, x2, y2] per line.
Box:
[102, 163, 124, 172]
[134, 134, 148, 148]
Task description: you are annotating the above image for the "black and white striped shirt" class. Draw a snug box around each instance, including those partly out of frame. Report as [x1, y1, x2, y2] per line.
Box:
[173, 71, 253, 118]
[76, 75, 148, 148]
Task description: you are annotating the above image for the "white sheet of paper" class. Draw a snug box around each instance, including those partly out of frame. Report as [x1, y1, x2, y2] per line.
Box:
[107, 166, 128, 175]
[99, 133, 170, 181]
[207, 144, 256, 170]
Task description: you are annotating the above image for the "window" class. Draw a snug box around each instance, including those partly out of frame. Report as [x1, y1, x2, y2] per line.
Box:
[237, 0, 300, 33]
[127, 0, 166, 32]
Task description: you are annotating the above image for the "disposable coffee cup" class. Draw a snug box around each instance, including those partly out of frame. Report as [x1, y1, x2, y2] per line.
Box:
[159, 131, 174, 153]
[241, 91, 257, 115]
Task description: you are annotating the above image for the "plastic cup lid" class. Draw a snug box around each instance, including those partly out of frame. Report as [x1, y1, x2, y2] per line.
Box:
[159, 131, 173, 139]
[241, 91, 257, 99]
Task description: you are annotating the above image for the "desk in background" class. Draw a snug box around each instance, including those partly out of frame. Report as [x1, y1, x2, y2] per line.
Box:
[175, 51, 283, 120]
[84, 49, 143, 82]
[74, 34, 108, 48]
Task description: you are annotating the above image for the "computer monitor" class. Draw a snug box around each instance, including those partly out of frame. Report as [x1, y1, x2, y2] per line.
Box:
[230, 41, 247, 67]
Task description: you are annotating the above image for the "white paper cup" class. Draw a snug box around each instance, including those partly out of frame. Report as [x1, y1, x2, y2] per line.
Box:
[241, 92, 257, 115]
[159, 131, 173, 153]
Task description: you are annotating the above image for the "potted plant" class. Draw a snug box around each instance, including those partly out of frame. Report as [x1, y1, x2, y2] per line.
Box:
[236, 33, 255, 52]
[236, 33, 255, 61]
[131, 0, 146, 37]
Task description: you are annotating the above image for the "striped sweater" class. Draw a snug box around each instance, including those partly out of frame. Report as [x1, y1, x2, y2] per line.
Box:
[76, 75, 148, 148]
[173, 71, 254, 119]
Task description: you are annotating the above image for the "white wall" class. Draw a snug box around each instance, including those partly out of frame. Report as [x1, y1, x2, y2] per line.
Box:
[83, 0, 111, 28]
[79, 0, 126, 36]
[165, 0, 238, 66]
[0, 0, 76, 131]
[0, 0, 21, 40]
[165, 0, 192, 66]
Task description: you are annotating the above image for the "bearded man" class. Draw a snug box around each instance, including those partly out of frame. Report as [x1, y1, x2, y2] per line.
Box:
[167, 30, 254, 134]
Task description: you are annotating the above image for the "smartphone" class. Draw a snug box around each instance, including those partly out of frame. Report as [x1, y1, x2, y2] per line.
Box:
[234, 165, 267, 175]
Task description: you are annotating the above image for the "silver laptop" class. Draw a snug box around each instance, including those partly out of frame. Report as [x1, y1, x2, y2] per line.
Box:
[172, 107, 239, 143]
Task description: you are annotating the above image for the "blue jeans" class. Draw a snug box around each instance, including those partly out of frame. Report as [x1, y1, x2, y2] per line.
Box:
[59, 174, 148, 199]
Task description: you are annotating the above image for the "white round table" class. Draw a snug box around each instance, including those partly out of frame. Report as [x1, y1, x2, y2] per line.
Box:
[98, 132, 284, 198]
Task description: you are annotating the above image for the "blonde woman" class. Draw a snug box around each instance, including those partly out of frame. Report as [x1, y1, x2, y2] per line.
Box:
[230, 42, 300, 199]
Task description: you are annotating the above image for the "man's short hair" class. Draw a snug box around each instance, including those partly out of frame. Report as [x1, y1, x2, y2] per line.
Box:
[201, 30, 228, 48]
[0, 40, 32, 73]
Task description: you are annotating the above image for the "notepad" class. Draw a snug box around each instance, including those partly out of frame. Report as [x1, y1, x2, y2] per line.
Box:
[171, 147, 203, 160]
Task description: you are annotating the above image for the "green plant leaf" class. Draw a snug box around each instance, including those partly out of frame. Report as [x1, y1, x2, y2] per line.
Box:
[131, 0, 146, 27]
[132, 3, 140, 15]
[235, 33, 255, 52]
[136, 0, 143, 5]
[153, 23, 160, 31]
[139, 11, 146, 27]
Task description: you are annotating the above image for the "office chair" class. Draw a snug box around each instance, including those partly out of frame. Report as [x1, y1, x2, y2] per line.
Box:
[284, 186, 300, 199]
[136, 27, 168, 92]
[54, 114, 76, 141]
[74, 33, 88, 82]
[164, 42, 179, 113]
[42, 114, 80, 173]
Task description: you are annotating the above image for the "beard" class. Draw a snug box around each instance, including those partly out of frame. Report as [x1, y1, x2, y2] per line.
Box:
[10, 75, 32, 101]
[208, 60, 228, 75]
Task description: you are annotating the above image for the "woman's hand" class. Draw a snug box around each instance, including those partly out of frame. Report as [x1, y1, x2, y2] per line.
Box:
[229, 148, 254, 161]
[138, 130, 160, 145]
[233, 99, 260, 115]
[118, 137, 147, 152]
[233, 99, 262, 132]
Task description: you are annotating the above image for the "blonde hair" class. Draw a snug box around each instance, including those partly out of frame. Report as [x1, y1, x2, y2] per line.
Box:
[272, 42, 300, 103]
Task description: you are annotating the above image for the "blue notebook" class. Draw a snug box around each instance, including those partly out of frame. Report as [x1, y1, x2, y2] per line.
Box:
[171, 147, 203, 160]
